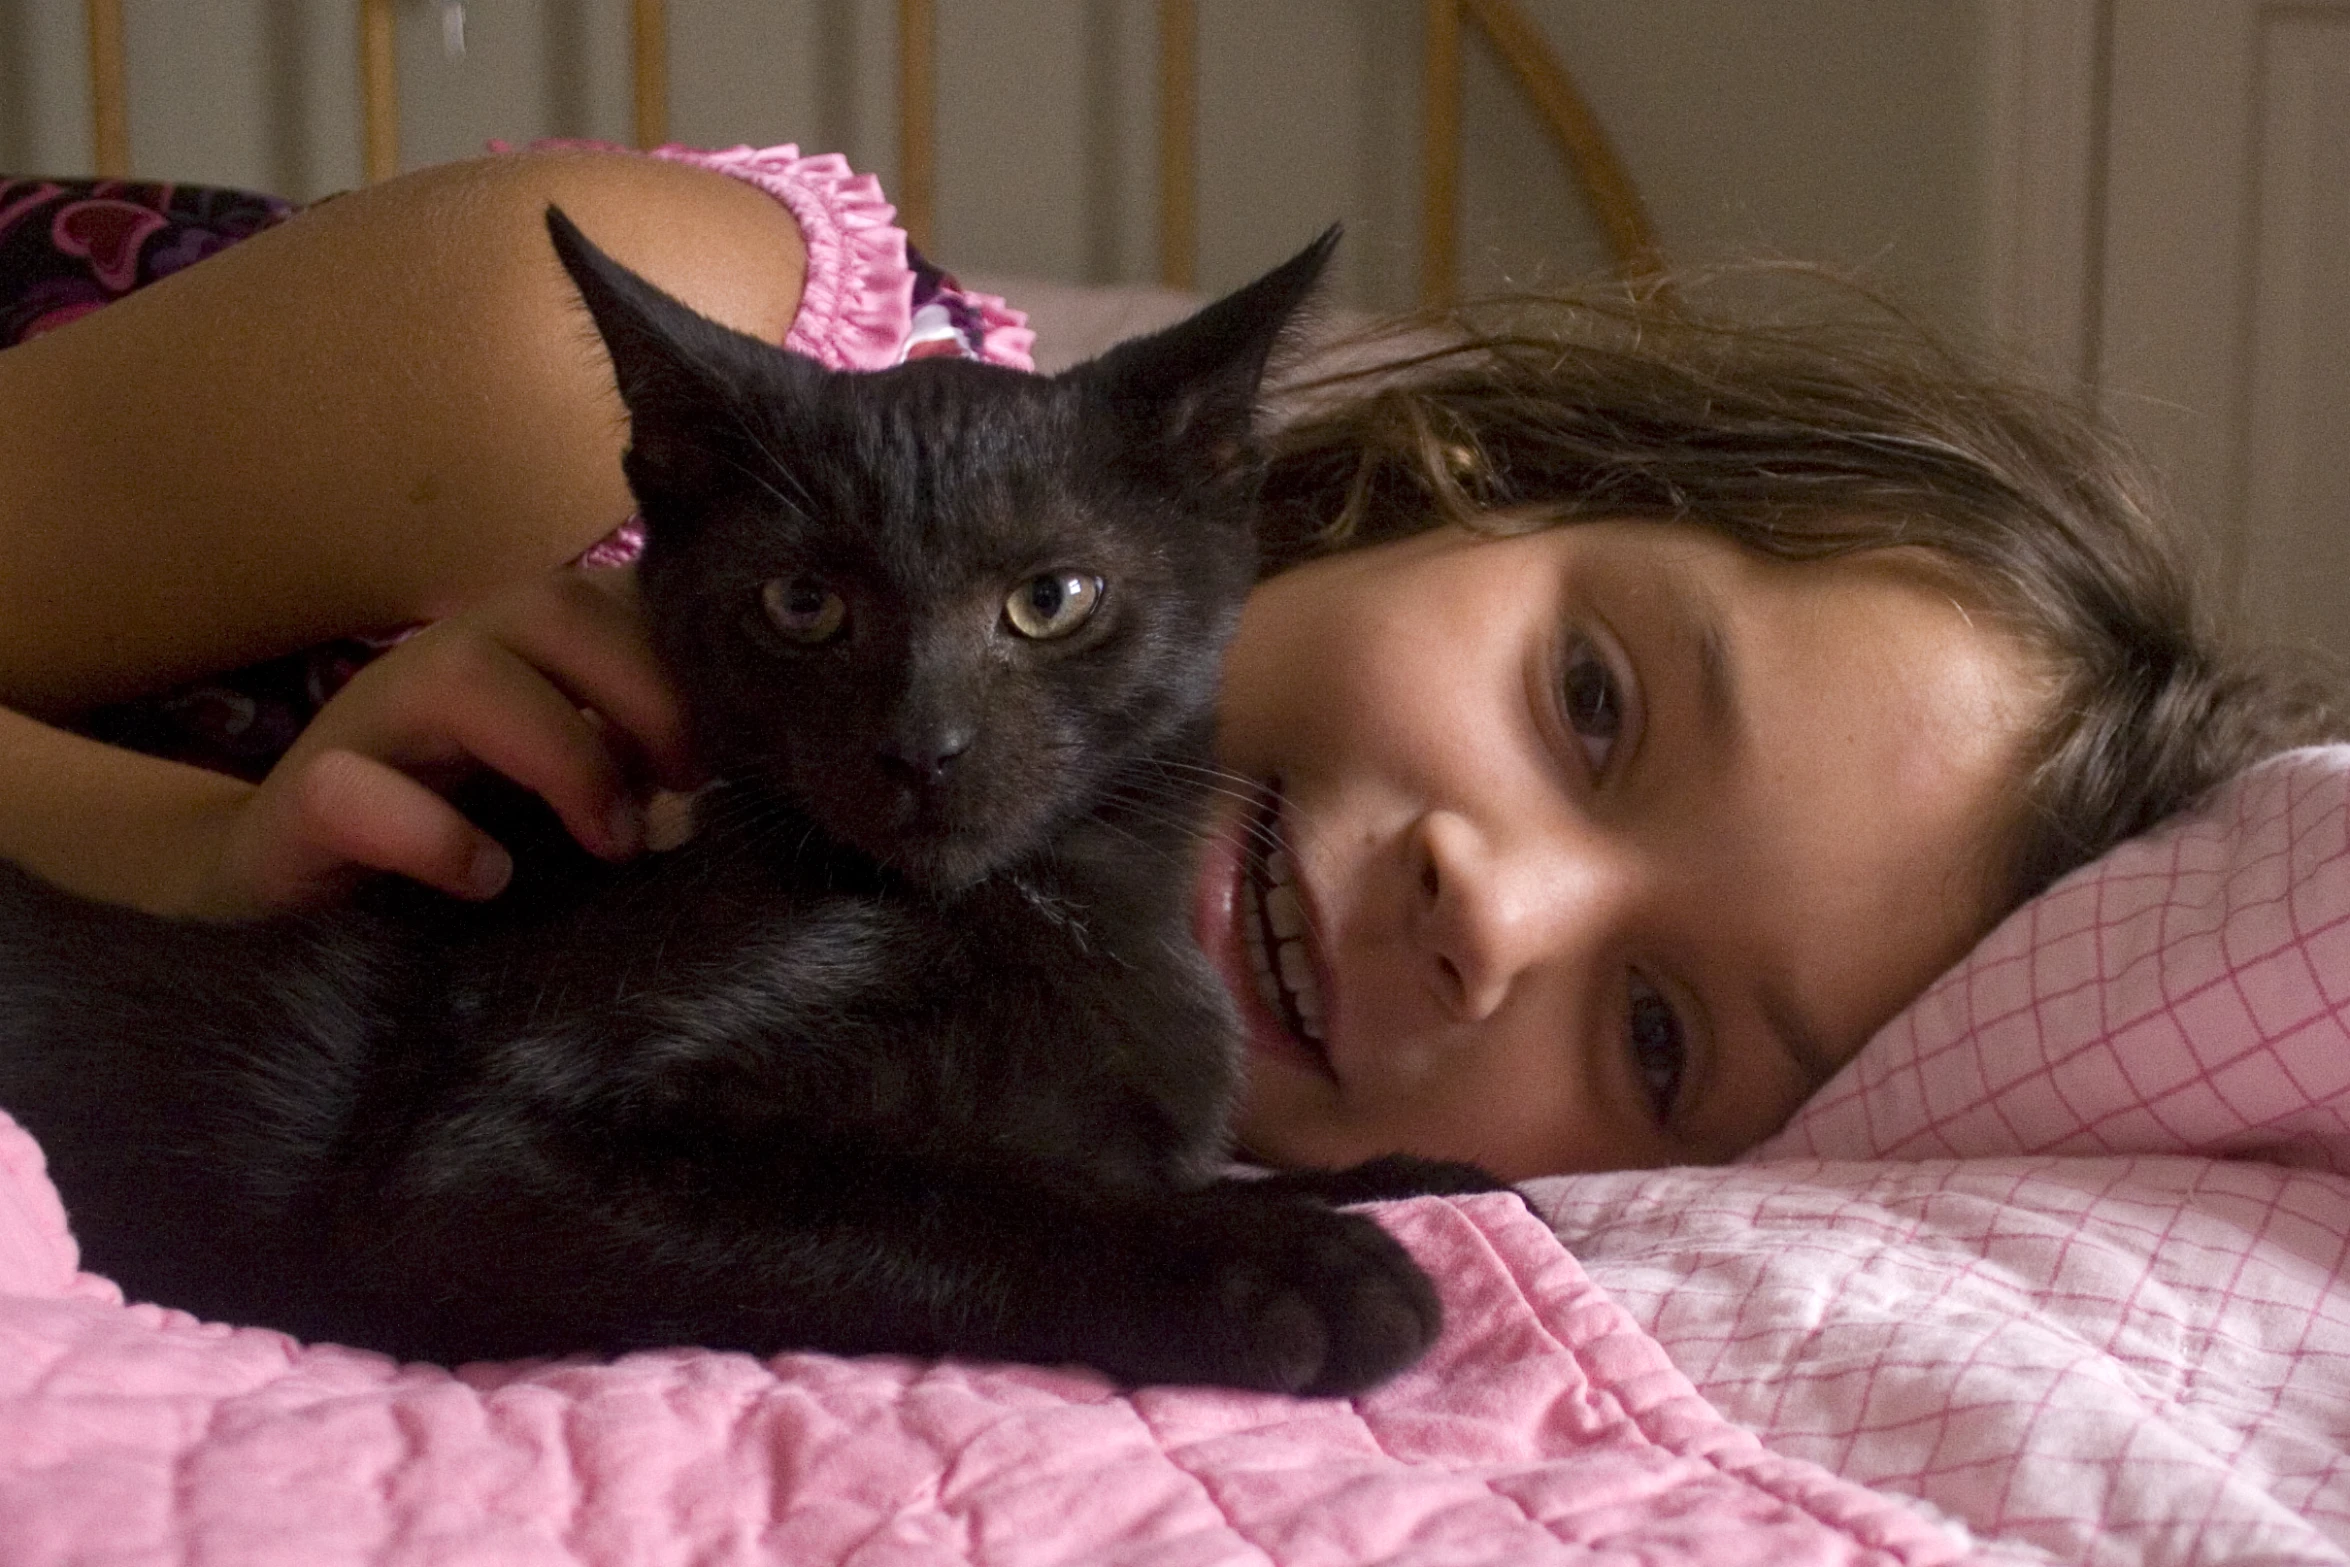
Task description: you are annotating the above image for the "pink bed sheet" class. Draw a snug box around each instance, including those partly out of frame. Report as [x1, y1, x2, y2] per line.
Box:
[0, 1109, 1981, 1567]
[1536, 1155, 2350, 1567]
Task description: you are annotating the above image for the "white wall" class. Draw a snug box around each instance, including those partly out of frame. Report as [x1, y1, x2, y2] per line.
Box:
[0, 0, 1997, 329]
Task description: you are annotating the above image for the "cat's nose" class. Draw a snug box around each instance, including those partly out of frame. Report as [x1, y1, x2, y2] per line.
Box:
[878, 724, 976, 785]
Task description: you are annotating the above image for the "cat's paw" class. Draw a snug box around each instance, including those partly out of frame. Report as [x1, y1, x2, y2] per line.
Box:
[1164, 1192, 1442, 1397]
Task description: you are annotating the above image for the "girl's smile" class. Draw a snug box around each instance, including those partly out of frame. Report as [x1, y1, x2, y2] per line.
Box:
[1198, 519, 2043, 1180]
[1195, 778, 1341, 1082]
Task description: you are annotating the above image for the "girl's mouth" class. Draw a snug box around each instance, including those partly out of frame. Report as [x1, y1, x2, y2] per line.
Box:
[1236, 786, 1335, 1075]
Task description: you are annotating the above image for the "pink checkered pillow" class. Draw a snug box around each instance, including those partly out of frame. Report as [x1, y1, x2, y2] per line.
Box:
[1755, 746, 2350, 1170]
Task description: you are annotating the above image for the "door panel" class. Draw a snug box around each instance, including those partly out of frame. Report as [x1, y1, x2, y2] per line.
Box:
[2102, 0, 2350, 663]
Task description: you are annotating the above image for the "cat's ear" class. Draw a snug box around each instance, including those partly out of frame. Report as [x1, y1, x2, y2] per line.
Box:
[1083, 225, 1339, 482]
[545, 204, 817, 514]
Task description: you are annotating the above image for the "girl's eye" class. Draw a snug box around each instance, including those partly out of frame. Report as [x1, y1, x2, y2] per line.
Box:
[1005, 571, 1104, 640]
[761, 576, 847, 644]
[1627, 973, 1688, 1123]
[1561, 635, 1623, 774]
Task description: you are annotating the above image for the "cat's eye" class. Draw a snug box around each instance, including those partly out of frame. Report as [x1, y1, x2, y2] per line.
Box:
[1626, 973, 1688, 1123]
[762, 576, 847, 644]
[1005, 571, 1104, 640]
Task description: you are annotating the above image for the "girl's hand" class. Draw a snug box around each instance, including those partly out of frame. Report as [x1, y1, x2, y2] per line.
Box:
[204, 566, 698, 916]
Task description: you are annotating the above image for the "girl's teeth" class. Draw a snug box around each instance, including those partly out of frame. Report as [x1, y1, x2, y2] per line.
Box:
[1279, 941, 1314, 999]
[1266, 880, 1305, 940]
[1248, 826, 1327, 1045]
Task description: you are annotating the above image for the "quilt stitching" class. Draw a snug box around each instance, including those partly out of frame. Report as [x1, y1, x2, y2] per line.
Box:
[1534, 1156, 2350, 1565]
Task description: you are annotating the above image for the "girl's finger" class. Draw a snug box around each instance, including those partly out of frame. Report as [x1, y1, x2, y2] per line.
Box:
[271, 747, 513, 905]
[371, 633, 647, 861]
[484, 569, 701, 791]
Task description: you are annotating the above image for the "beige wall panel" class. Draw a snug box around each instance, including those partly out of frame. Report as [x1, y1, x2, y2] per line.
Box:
[2100, 0, 2254, 556]
[933, 0, 1093, 279]
[2102, 0, 2350, 663]
[0, 1, 1997, 330]
[1497, 1, 1992, 328]
[0, 0, 103, 173]
[2240, 11, 2350, 661]
[1979, 0, 2101, 384]
[392, 0, 622, 171]
[1193, 0, 1405, 306]
[664, 2, 822, 154]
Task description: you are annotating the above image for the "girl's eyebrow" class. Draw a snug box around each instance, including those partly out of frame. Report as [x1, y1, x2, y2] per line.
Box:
[1649, 570, 1834, 1094]
[1641, 563, 1739, 752]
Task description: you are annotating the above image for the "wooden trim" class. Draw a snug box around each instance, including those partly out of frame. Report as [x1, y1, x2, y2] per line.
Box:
[1459, 0, 1662, 284]
[360, 0, 399, 183]
[1156, 0, 1197, 290]
[1421, 0, 1462, 305]
[1151, 0, 1193, 291]
[84, 0, 129, 176]
[632, 0, 670, 149]
[896, 0, 936, 254]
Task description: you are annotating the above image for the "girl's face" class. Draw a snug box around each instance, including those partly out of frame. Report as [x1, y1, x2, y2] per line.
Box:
[1194, 519, 2039, 1179]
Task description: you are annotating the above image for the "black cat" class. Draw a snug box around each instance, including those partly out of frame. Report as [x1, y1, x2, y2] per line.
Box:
[0, 211, 1464, 1396]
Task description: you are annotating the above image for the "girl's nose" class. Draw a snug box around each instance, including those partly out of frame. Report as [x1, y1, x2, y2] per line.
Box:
[1410, 808, 1626, 1022]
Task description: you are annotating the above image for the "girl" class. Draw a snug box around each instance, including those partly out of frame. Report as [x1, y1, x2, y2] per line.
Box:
[0, 145, 2333, 1180]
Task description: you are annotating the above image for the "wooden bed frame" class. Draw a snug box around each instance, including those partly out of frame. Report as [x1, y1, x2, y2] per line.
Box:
[74, 0, 1660, 304]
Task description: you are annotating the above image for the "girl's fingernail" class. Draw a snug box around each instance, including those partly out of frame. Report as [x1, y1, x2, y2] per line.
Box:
[468, 842, 513, 897]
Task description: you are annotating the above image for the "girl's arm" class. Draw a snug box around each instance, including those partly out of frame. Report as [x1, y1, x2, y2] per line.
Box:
[0, 706, 255, 916]
[0, 148, 806, 914]
[0, 562, 697, 919]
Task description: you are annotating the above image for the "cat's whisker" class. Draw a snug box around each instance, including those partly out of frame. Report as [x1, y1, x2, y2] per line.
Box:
[716, 438, 821, 521]
[1131, 757, 1281, 811]
[1104, 769, 1284, 856]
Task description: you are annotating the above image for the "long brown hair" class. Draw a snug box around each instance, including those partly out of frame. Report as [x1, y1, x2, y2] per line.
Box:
[1257, 281, 2347, 907]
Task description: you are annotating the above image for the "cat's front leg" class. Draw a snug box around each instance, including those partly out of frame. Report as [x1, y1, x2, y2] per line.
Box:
[777, 1169, 1452, 1395]
[332, 1129, 1446, 1395]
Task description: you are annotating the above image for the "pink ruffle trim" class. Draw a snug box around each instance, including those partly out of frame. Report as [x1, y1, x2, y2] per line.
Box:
[514, 139, 1032, 373]
[970, 296, 1038, 371]
[645, 143, 914, 372]
[650, 143, 1033, 371]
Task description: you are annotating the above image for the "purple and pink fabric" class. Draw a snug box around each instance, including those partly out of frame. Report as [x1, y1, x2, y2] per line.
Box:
[0, 176, 293, 345]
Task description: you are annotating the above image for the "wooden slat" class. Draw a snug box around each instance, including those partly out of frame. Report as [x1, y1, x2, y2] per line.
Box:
[1157, 0, 1197, 290]
[1459, 0, 1664, 284]
[360, 0, 399, 183]
[896, 0, 936, 254]
[85, 0, 129, 177]
[632, 0, 669, 149]
[1420, 0, 1462, 305]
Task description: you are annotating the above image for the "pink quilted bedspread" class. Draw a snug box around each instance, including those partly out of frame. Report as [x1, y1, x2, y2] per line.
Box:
[0, 1110, 1980, 1567]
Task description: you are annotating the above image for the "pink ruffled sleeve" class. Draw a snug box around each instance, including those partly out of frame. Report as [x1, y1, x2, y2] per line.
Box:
[643, 143, 1035, 374]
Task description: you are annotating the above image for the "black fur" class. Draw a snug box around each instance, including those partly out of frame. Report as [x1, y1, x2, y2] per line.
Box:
[0, 212, 1452, 1396]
